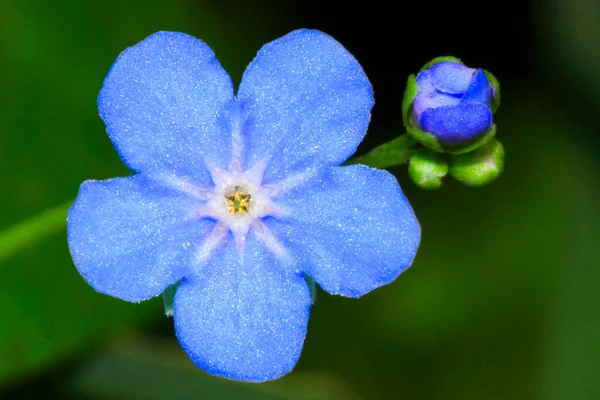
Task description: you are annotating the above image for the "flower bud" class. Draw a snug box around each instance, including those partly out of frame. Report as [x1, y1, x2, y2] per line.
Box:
[402, 57, 500, 155]
[448, 139, 504, 186]
[408, 148, 448, 190]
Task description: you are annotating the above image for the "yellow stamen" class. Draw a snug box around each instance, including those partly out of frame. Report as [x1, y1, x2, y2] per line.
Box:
[226, 187, 251, 214]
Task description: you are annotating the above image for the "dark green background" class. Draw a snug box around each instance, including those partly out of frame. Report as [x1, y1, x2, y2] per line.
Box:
[1, 0, 598, 399]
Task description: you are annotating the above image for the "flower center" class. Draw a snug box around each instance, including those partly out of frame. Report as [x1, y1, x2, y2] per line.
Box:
[190, 158, 291, 259]
[225, 187, 251, 214]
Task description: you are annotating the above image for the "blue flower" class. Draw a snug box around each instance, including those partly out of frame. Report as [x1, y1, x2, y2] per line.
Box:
[411, 61, 495, 145]
[67, 30, 421, 382]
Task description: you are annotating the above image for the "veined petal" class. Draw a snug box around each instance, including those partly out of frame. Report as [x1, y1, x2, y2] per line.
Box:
[419, 103, 493, 144]
[67, 174, 212, 302]
[98, 31, 235, 185]
[269, 165, 420, 298]
[174, 236, 311, 382]
[237, 29, 373, 182]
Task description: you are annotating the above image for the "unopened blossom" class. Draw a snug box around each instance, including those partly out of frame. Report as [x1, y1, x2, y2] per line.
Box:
[411, 60, 496, 145]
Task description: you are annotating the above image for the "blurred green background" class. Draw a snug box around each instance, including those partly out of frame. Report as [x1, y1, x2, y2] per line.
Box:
[1, 0, 598, 399]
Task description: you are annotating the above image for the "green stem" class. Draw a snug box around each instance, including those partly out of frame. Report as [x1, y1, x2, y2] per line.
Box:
[346, 134, 417, 169]
[0, 200, 71, 264]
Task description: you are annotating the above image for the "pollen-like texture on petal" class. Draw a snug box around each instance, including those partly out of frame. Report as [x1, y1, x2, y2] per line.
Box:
[269, 165, 421, 298]
[98, 31, 235, 186]
[420, 103, 493, 145]
[237, 29, 374, 182]
[174, 235, 311, 382]
[460, 69, 493, 105]
[429, 62, 476, 94]
[68, 174, 211, 302]
[412, 71, 461, 122]
[71, 29, 422, 383]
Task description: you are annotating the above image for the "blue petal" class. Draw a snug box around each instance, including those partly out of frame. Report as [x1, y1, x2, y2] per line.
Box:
[415, 70, 435, 92]
[419, 103, 493, 144]
[68, 174, 211, 302]
[174, 236, 311, 382]
[98, 32, 235, 185]
[237, 29, 374, 182]
[268, 165, 420, 298]
[459, 69, 493, 105]
[412, 70, 461, 124]
[429, 62, 476, 95]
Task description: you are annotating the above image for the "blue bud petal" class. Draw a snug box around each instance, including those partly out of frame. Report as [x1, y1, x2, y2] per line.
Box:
[429, 62, 476, 95]
[460, 69, 493, 106]
[412, 71, 461, 123]
[420, 103, 493, 145]
[415, 70, 435, 93]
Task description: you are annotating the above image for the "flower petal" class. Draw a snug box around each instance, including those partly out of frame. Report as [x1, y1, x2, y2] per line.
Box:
[237, 29, 373, 182]
[269, 165, 420, 298]
[98, 32, 235, 184]
[68, 174, 211, 302]
[174, 237, 311, 382]
[459, 69, 493, 105]
[419, 103, 493, 144]
[429, 62, 476, 94]
[412, 71, 461, 123]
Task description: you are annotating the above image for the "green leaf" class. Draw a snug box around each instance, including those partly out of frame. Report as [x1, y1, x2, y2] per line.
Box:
[66, 339, 365, 400]
[0, 201, 70, 264]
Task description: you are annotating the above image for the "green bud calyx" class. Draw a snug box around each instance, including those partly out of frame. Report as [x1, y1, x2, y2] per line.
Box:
[448, 139, 505, 186]
[409, 148, 449, 190]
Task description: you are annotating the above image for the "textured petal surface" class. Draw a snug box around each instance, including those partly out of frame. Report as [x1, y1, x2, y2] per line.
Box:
[459, 69, 493, 105]
[412, 71, 461, 123]
[269, 165, 420, 298]
[68, 174, 211, 302]
[237, 29, 373, 182]
[174, 236, 311, 382]
[429, 62, 476, 94]
[420, 103, 493, 144]
[98, 31, 235, 185]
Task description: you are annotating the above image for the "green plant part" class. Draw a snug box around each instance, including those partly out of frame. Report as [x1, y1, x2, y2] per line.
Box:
[448, 139, 505, 186]
[408, 148, 449, 190]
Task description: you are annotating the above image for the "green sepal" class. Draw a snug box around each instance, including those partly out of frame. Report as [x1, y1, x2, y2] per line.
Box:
[445, 123, 497, 155]
[405, 122, 444, 153]
[304, 274, 317, 304]
[419, 56, 463, 72]
[408, 148, 449, 190]
[406, 118, 496, 156]
[402, 74, 419, 129]
[448, 139, 505, 186]
[484, 69, 501, 113]
[162, 281, 181, 317]
[347, 134, 417, 169]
